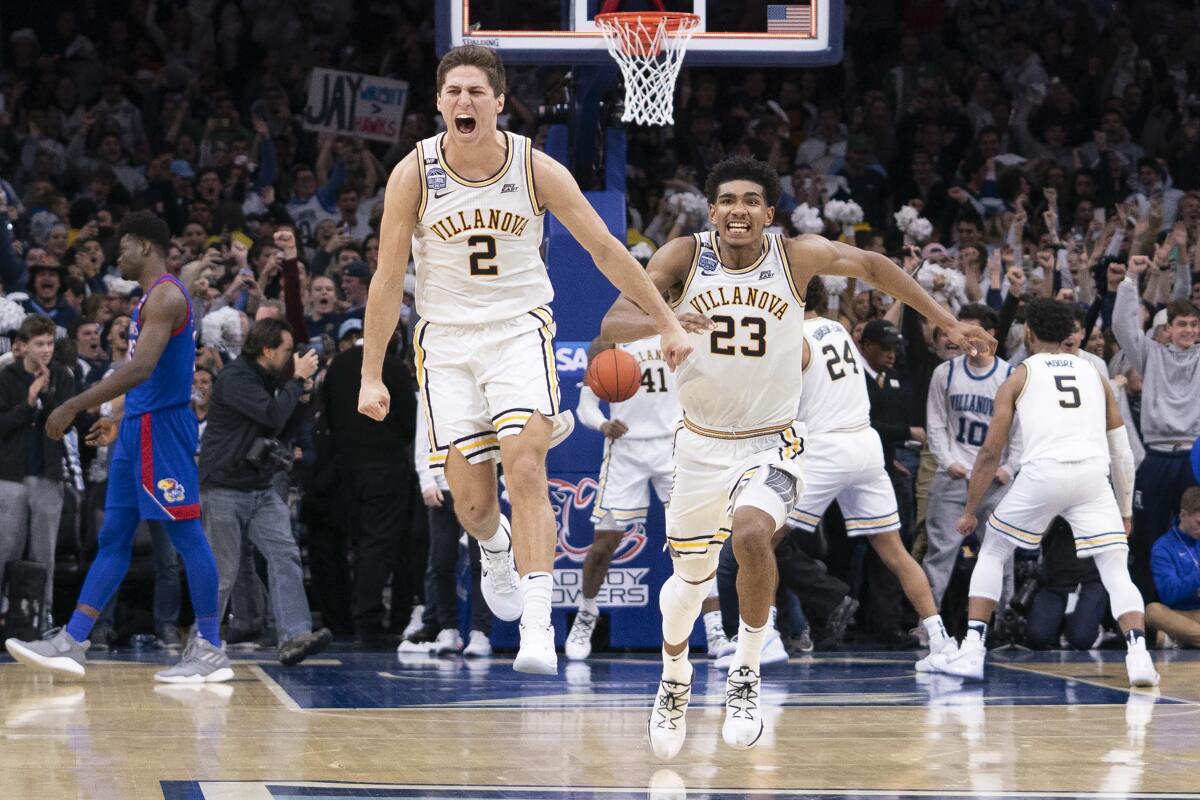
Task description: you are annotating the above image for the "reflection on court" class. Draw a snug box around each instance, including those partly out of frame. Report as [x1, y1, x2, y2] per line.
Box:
[3, 650, 1199, 800]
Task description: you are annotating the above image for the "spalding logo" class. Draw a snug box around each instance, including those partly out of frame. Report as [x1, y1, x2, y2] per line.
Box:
[548, 477, 647, 566]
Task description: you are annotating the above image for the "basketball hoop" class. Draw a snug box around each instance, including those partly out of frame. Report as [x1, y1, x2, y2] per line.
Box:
[594, 12, 700, 127]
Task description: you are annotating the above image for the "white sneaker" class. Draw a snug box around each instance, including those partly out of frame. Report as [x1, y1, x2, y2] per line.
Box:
[722, 666, 764, 749]
[714, 630, 787, 670]
[648, 668, 693, 759]
[479, 517, 522, 622]
[706, 631, 729, 659]
[433, 628, 463, 656]
[402, 605, 425, 639]
[513, 621, 558, 674]
[463, 630, 492, 658]
[915, 637, 958, 673]
[548, 410, 575, 448]
[1126, 639, 1160, 687]
[565, 609, 597, 661]
[934, 637, 986, 680]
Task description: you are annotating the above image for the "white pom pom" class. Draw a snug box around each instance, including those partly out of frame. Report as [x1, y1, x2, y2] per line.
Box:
[821, 275, 848, 295]
[629, 241, 655, 262]
[0, 296, 27, 334]
[790, 203, 824, 234]
[200, 306, 245, 353]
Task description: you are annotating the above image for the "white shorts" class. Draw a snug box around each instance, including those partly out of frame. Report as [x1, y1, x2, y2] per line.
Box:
[788, 426, 900, 536]
[414, 305, 559, 472]
[666, 420, 806, 561]
[988, 458, 1128, 556]
[591, 436, 674, 529]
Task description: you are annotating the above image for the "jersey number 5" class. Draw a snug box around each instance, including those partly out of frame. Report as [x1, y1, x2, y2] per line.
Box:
[468, 235, 498, 276]
[1054, 375, 1081, 408]
[710, 315, 766, 357]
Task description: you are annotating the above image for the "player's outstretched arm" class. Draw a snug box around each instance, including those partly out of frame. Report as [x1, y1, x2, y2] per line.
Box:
[44, 281, 187, 440]
[956, 366, 1024, 535]
[359, 151, 420, 421]
[788, 235, 995, 357]
[533, 151, 693, 368]
[598, 237, 712, 345]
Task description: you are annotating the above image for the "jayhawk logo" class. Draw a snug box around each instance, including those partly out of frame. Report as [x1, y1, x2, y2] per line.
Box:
[157, 478, 186, 503]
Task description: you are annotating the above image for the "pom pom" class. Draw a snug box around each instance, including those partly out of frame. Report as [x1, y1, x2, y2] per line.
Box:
[790, 203, 825, 234]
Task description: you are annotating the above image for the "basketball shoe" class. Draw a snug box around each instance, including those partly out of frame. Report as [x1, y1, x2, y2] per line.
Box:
[1125, 638, 1159, 687]
[479, 516, 522, 621]
[648, 667, 693, 759]
[915, 636, 959, 673]
[931, 637, 985, 681]
[722, 665, 765, 749]
[5, 628, 88, 678]
[155, 637, 234, 683]
[565, 609, 598, 661]
[513, 621, 557, 674]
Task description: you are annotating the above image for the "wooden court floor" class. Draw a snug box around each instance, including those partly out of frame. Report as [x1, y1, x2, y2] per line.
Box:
[2, 648, 1199, 799]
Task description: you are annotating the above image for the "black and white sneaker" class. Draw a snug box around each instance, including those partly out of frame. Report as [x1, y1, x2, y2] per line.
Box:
[648, 670, 693, 759]
[722, 665, 764, 749]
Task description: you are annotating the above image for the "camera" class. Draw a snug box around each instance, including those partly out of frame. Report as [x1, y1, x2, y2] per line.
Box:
[245, 436, 294, 473]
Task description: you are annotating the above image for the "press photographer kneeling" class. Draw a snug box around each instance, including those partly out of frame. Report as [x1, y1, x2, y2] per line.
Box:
[200, 318, 331, 665]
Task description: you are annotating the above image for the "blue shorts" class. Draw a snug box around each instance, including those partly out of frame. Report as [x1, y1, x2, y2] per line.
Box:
[106, 405, 200, 521]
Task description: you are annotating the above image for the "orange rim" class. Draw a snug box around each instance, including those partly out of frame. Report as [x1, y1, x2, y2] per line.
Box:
[594, 12, 700, 54]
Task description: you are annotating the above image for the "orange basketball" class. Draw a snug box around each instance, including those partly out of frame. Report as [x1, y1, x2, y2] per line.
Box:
[586, 347, 642, 403]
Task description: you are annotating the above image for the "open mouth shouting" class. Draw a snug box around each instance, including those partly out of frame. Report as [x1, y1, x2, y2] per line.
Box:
[725, 219, 752, 236]
[455, 114, 477, 135]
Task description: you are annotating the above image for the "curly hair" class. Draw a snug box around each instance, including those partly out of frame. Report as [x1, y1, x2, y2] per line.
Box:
[1024, 298, 1075, 345]
[703, 156, 781, 208]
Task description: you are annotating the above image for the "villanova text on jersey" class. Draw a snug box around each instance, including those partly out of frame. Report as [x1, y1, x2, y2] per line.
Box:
[687, 285, 791, 321]
[427, 207, 531, 240]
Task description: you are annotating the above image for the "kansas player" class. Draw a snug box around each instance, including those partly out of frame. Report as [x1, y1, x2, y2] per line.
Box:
[789, 276, 954, 669]
[940, 299, 1157, 687]
[602, 156, 993, 757]
[6, 211, 231, 683]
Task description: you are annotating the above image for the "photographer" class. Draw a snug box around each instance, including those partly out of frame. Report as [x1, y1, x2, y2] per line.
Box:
[199, 317, 330, 665]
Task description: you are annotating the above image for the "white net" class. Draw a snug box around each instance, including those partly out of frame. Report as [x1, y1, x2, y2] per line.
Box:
[595, 13, 699, 127]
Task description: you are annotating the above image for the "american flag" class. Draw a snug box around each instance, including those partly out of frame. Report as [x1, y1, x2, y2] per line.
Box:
[767, 3, 812, 33]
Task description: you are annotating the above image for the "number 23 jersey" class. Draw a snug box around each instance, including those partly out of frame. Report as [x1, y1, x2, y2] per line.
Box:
[672, 231, 806, 433]
[412, 131, 552, 324]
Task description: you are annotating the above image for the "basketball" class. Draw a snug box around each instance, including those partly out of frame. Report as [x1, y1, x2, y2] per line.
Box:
[586, 347, 642, 403]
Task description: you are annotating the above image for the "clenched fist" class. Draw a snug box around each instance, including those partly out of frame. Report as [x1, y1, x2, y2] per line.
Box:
[358, 379, 391, 421]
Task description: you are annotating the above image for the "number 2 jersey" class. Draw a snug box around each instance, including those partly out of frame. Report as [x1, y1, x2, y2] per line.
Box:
[412, 131, 552, 324]
[672, 231, 806, 434]
[798, 316, 870, 434]
[607, 335, 681, 440]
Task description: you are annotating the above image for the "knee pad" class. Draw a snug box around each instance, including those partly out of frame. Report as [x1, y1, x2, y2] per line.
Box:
[1092, 548, 1144, 619]
[732, 466, 797, 532]
[660, 571, 714, 646]
[969, 532, 1018, 602]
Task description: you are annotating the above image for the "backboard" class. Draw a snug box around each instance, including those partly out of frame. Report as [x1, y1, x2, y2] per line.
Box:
[436, 1, 843, 67]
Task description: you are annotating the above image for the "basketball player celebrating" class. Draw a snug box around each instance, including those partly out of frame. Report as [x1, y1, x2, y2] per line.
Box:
[788, 277, 958, 670]
[940, 299, 1157, 687]
[358, 46, 691, 675]
[6, 211, 232, 683]
[601, 156, 993, 756]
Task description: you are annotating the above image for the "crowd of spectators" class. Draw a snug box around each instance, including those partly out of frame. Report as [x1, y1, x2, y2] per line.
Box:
[0, 1, 1197, 653]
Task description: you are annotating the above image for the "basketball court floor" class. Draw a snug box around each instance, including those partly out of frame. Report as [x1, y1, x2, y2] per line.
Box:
[3, 648, 1199, 799]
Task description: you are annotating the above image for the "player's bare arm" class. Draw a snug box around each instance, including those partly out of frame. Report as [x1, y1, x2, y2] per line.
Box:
[956, 366, 1025, 535]
[359, 150, 421, 421]
[788, 235, 995, 357]
[533, 150, 695, 367]
[44, 283, 186, 440]
[1100, 371, 1137, 532]
[599, 237, 713, 344]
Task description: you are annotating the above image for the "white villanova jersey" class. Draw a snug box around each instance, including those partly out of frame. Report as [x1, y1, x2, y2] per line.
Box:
[609, 335, 681, 439]
[1016, 352, 1108, 465]
[799, 316, 871, 434]
[411, 131, 552, 324]
[934, 354, 1014, 467]
[673, 231, 806, 433]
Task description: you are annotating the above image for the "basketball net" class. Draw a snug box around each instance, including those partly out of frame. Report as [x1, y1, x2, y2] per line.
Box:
[594, 9, 699, 127]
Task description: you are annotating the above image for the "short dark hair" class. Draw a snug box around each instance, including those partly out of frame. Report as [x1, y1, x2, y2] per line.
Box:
[1024, 298, 1075, 344]
[437, 45, 506, 96]
[1166, 300, 1200, 324]
[958, 303, 998, 333]
[242, 318, 294, 359]
[17, 314, 56, 342]
[195, 366, 215, 381]
[805, 275, 828, 315]
[704, 156, 781, 207]
[118, 210, 172, 256]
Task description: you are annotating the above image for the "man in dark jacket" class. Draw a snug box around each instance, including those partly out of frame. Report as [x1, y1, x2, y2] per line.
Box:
[321, 331, 416, 645]
[199, 317, 330, 665]
[0, 314, 78, 624]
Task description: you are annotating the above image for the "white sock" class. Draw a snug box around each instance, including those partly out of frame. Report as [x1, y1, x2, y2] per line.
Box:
[662, 646, 692, 683]
[478, 516, 510, 553]
[703, 610, 724, 637]
[580, 596, 599, 616]
[922, 614, 949, 647]
[732, 617, 766, 672]
[520, 572, 552, 626]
